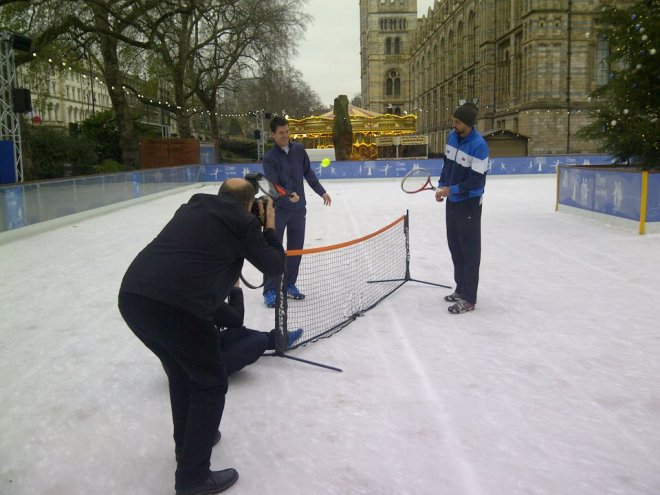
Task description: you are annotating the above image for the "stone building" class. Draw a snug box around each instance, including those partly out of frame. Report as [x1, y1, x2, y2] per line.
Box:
[360, 0, 609, 155]
[18, 63, 113, 128]
[18, 63, 184, 138]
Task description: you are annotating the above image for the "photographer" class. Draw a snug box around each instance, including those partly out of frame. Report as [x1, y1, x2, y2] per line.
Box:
[118, 178, 284, 495]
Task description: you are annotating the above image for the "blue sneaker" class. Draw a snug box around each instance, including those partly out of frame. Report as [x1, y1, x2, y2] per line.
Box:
[287, 283, 305, 300]
[287, 328, 303, 349]
[263, 289, 276, 308]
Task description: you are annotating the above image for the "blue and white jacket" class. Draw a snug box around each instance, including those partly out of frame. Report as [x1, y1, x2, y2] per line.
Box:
[438, 128, 489, 202]
[262, 140, 326, 212]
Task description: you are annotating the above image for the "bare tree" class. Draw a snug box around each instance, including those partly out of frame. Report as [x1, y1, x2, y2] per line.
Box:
[3, 0, 312, 166]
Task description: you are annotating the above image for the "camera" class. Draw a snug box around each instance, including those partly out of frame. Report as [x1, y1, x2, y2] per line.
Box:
[244, 172, 263, 196]
[251, 195, 269, 227]
[244, 173, 268, 227]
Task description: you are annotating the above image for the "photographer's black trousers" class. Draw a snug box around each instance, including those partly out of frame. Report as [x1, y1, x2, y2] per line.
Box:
[445, 197, 482, 305]
[118, 292, 228, 490]
[220, 326, 269, 375]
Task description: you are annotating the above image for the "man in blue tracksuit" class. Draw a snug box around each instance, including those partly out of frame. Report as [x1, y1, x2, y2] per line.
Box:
[435, 102, 489, 314]
[261, 116, 332, 308]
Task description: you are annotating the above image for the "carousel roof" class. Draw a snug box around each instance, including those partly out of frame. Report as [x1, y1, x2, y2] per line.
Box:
[316, 104, 383, 119]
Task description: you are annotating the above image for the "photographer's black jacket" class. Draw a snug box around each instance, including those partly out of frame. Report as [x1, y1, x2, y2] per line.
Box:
[120, 193, 284, 320]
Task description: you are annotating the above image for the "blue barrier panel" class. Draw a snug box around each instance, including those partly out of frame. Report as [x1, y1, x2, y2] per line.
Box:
[2, 186, 25, 230]
[488, 154, 614, 175]
[200, 155, 612, 181]
[559, 167, 642, 221]
[0, 155, 624, 234]
[131, 172, 141, 197]
[593, 170, 642, 220]
[312, 159, 443, 179]
[647, 173, 660, 223]
[200, 159, 445, 182]
[200, 144, 216, 165]
[0, 140, 16, 184]
[201, 163, 265, 182]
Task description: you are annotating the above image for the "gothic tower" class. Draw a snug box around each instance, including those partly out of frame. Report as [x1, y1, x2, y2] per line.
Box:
[359, 0, 418, 115]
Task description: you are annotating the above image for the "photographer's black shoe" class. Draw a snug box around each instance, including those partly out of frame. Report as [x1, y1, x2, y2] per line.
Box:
[175, 469, 238, 495]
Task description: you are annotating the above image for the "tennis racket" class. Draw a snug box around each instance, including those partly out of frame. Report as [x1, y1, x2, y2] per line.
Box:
[401, 167, 437, 193]
[245, 172, 291, 199]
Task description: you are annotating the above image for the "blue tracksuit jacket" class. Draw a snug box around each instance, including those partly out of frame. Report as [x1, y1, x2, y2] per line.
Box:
[262, 141, 326, 211]
[438, 129, 489, 202]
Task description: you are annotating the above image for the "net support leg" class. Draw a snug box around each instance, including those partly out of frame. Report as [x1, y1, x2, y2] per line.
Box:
[367, 278, 451, 289]
[264, 351, 343, 372]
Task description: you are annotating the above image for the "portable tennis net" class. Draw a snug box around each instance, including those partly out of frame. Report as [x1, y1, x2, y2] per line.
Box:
[273, 212, 412, 351]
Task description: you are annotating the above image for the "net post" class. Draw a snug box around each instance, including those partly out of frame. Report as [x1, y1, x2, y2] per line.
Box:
[368, 210, 452, 289]
[274, 274, 288, 354]
[404, 210, 411, 282]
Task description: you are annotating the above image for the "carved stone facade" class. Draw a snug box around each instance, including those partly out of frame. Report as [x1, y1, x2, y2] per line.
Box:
[360, 0, 419, 117]
[361, 0, 608, 155]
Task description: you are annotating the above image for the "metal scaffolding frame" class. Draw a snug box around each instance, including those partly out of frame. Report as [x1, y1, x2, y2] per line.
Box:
[1, 31, 24, 182]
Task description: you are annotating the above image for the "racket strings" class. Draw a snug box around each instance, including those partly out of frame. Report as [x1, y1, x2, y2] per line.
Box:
[257, 178, 279, 199]
[402, 168, 432, 192]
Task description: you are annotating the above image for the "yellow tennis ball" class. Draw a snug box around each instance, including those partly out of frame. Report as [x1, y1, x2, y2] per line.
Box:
[321, 158, 331, 168]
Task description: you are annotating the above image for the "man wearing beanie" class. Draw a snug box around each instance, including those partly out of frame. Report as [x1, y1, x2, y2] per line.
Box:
[435, 102, 489, 314]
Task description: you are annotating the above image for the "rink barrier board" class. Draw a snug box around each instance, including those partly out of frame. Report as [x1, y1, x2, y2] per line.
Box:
[556, 166, 660, 235]
[0, 154, 629, 234]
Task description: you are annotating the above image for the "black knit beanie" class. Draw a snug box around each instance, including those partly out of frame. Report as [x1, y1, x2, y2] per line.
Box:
[453, 103, 479, 127]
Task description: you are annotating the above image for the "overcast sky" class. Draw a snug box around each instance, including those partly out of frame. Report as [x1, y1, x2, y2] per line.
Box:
[292, 0, 436, 108]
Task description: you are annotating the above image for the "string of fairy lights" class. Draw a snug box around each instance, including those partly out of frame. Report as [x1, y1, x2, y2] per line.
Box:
[26, 51, 267, 118]
[29, 50, 595, 122]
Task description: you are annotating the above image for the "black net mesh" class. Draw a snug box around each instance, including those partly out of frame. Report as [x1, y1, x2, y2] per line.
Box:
[278, 214, 408, 349]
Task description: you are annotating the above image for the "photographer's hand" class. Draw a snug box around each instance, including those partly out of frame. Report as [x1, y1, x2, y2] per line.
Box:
[264, 198, 276, 230]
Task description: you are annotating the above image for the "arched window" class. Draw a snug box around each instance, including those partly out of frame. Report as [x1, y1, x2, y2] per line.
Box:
[595, 34, 610, 86]
[448, 30, 454, 73]
[394, 37, 401, 54]
[440, 38, 446, 80]
[457, 22, 464, 68]
[386, 69, 401, 97]
[468, 12, 476, 61]
[385, 37, 392, 54]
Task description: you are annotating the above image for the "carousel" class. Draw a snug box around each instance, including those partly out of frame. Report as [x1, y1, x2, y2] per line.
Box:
[287, 105, 418, 160]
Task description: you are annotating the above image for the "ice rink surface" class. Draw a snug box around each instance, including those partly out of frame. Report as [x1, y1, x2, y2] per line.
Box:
[1, 175, 659, 495]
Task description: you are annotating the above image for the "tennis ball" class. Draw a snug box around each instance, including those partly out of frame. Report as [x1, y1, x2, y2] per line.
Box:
[321, 158, 331, 168]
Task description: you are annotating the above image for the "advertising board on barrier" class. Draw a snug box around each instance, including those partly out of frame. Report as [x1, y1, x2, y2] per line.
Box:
[557, 166, 660, 234]
[2, 154, 633, 234]
[2, 186, 25, 230]
[198, 154, 613, 182]
[558, 167, 641, 220]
